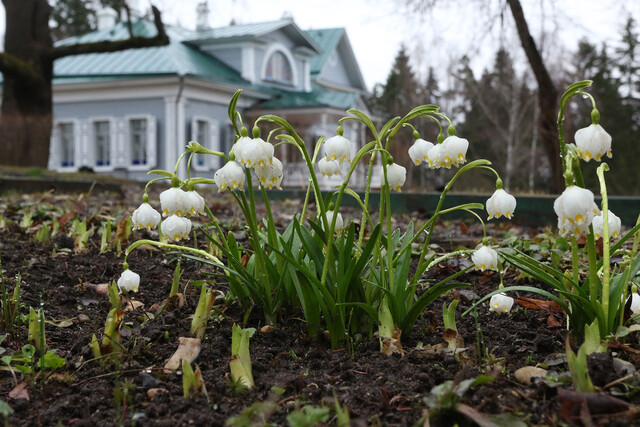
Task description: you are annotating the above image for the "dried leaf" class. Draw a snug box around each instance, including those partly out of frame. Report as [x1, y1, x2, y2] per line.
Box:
[9, 381, 29, 400]
[514, 366, 548, 385]
[164, 337, 201, 372]
[515, 297, 564, 314]
[381, 327, 404, 356]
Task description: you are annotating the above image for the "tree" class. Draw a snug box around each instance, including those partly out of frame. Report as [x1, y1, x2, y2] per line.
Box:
[0, 0, 169, 168]
[456, 48, 537, 191]
[371, 45, 432, 189]
[51, 0, 97, 42]
[404, 0, 563, 192]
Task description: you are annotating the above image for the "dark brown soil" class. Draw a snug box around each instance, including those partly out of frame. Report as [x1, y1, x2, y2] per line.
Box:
[1, 184, 639, 426]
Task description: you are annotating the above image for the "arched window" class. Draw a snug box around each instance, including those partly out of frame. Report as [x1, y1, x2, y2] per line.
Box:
[265, 51, 293, 84]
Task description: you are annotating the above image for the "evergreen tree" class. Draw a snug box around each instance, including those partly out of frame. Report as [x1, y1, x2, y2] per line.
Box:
[51, 0, 97, 42]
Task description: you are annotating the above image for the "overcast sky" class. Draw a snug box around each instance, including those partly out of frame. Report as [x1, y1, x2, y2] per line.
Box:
[1, 0, 640, 90]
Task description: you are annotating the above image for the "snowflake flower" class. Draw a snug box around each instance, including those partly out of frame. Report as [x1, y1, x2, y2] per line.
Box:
[117, 269, 140, 293]
[255, 157, 284, 190]
[592, 210, 621, 239]
[489, 293, 514, 314]
[472, 245, 498, 271]
[318, 158, 342, 177]
[381, 163, 407, 191]
[161, 215, 192, 242]
[574, 124, 612, 162]
[131, 202, 161, 230]
[324, 134, 351, 163]
[486, 189, 517, 220]
[214, 161, 245, 192]
[408, 138, 434, 165]
[159, 187, 188, 217]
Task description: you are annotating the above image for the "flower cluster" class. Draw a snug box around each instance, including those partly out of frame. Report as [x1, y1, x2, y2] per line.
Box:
[553, 186, 599, 236]
[215, 128, 283, 191]
[409, 135, 469, 170]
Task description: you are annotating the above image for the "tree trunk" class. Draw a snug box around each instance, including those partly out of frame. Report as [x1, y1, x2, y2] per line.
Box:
[0, 0, 53, 167]
[506, 0, 562, 193]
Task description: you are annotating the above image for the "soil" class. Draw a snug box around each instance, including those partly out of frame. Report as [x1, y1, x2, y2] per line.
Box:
[1, 183, 639, 426]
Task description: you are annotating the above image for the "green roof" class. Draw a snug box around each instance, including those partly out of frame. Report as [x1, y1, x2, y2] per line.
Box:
[306, 28, 345, 76]
[259, 83, 360, 110]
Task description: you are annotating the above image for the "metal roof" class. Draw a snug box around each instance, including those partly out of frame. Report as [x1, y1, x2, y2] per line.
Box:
[306, 28, 345, 76]
[258, 83, 360, 110]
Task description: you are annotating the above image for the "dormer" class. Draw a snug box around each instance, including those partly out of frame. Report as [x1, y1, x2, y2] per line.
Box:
[186, 19, 321, 92]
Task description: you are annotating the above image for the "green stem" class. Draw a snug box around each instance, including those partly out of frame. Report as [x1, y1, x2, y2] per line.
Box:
[597, 163, 611, 329]
[125, 239, 222, 264]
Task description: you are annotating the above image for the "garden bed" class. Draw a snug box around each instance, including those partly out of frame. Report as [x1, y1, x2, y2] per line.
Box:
[1, 184, 639, 426]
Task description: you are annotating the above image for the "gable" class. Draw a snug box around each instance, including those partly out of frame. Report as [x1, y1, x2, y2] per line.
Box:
[306, 28, 367, 93]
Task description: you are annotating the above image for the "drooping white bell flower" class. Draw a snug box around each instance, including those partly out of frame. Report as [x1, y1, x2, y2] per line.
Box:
[214, 161, 245, 192]
[486, 189, 517, 220]
[131, 202, 161, 230]
[489, 293, 514, 314]
[322, 209, 345, 232]
[160, 187, 189, 217]
[244, 137, 274, 168]
[255, 157, 284, 190]
[184, 190, 206, 217]
[381, 163, 407, 191]
[425, 144, 443, 169]
[628, 293, 640, 315]
[161, 215, 192, 242]
[408, 138, 434, 165]
[440, 135, 469, 168]
[324, 134, 351, 163]
[553, 186, 598, 236]
[233, 135, 252, 167]
[591, 210, 621, 239]
[574, 124, 612, 162]
[472, 245, 498, 271]
[117, 269, 140, 293]
[318, 157, 342, 177]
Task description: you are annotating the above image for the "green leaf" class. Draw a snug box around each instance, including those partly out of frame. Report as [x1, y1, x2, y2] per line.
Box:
[40, 350, 66, 370]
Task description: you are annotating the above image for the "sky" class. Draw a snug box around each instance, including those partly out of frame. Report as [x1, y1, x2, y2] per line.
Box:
[1, 0, 640, 91]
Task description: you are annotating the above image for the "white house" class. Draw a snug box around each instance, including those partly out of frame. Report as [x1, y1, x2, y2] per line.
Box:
[40, 4, 371, 188]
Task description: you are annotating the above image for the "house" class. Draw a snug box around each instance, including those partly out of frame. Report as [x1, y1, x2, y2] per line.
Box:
[42, 3, 371, 188]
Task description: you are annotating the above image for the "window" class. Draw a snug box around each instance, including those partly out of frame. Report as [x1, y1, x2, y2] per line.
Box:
[93, 120, 111, 167]
[59, 122, 75, 168]
[195, 119, 209, 168]
[191, 117, 219, 171]
[265, 51, 293, 84]
[129, 118, 148, 166]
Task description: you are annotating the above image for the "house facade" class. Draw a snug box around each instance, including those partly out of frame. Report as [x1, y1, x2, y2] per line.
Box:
[36, 6, 371, 188]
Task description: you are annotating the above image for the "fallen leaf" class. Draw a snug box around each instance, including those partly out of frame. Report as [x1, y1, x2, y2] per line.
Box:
[514, 366, 548, 385]
[381, 327, 404, 356]
[164, 337, 201, 372]
[9, 381, 29, 400]
[515, 297, 564, 314]
[123, 298, 144, 312]
[547, 313, 562, 328]
[147, 388, 169, 399]
[260, 325, 277, 333]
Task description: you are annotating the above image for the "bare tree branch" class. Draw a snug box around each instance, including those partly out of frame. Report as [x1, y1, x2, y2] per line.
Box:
[0, 52, 42, 82]
[50, 5, 169, 60]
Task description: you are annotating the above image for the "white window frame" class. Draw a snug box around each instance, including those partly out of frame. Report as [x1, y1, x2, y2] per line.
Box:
[89, 116, 116, 172]
[49, 119, 80, 172]
[124, 114, 157, 171]
[261, 43, 298, 86]
[190, 116, 219, 171]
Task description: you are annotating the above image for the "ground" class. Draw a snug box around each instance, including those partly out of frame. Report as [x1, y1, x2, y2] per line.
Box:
[0, 181, 639, 426]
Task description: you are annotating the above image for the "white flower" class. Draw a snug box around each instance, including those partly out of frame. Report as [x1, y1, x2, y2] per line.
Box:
[117, 269, 140, 293]
[408, 138, 434, 165]
[214, 161, 245, 192]
[628, 293, 640, 315]
[486, 189, 517, 220]
[324, 134, 351, 163]
[131, 202, 161, 230]
[440, 135, 469, 168]
[592, 210, 621, 239]
[255, 157, 284, 190]
[489, 293, 514, 314]
[184, 190, 205, 217]
[161, 215, 192, 242]
[323, 209, 345, 232]
[318, 158, 341, 177]
[233, 136, 252, 166]
[574, 124, 612, 162]
[244, 138, 274, 168]
[425, 144, 443, 169]
[472, 245, 498, 271]
[381, 163, 406, 191]
[160, 187, 188, 217]
[553, 186, 598, 236]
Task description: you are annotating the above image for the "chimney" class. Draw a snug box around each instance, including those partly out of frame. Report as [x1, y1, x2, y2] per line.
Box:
[97, 8, 118, 30]
[196, 1, 211, 31]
